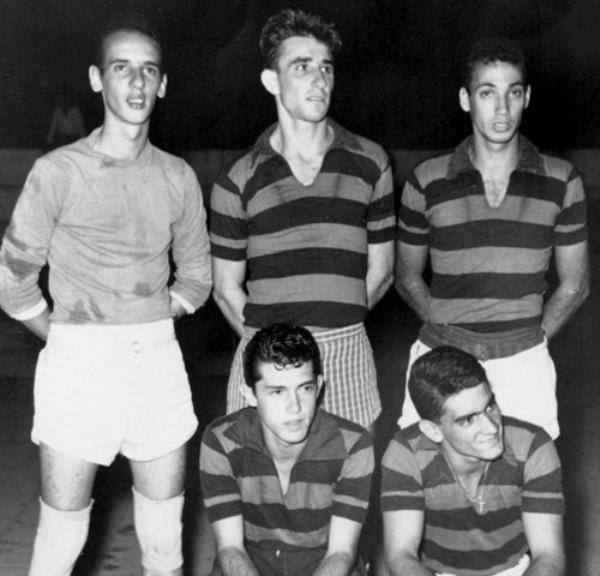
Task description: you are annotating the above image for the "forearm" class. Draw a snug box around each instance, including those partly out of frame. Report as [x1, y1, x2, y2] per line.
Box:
[217, 546, 259, 576]
[541, 277, 589, 340]
[523, 553, 565, 576]
[313, 550, 356, 576]
[386, 553, 434, 576]
[367, 267, 393, 309]
[213, 285, 246, 337]
[394, 271, 430, 322]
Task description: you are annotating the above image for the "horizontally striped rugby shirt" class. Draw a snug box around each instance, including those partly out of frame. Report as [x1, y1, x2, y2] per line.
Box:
[381, 417, 564, 576]
[210, 119, 395, 329]
[200, 407, 373, 574]
[398, 136, 587, 333]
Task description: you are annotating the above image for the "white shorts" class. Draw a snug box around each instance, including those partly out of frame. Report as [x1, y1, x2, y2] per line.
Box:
[399, 339, 558, 438]
[32, 320, 198, 465]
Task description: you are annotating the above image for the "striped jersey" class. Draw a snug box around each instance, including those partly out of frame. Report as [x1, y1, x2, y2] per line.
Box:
[398, 135, 587, 333]
[210, 119, 395, 329]
[381, 417, 564, 576]
[200, 407, 373, 575]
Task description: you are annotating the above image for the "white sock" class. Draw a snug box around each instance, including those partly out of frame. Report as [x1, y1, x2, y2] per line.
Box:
[133, 487, 184, 574]
[28, 498, 92, 576]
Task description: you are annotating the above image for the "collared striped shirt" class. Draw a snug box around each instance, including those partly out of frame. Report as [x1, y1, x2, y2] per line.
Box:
[398, 135, 587, 333]
[381, 417, 564, 576]
[200, 408, 373, 574]
[210, 119, 395, 329]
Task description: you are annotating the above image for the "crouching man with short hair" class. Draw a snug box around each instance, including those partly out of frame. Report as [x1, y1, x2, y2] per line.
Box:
[200, 323, 374, 576]
[381, 346, 565, 576]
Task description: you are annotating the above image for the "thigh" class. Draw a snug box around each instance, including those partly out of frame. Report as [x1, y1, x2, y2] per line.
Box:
[39, 442, 98, 510]
[130, 444, 187, 500]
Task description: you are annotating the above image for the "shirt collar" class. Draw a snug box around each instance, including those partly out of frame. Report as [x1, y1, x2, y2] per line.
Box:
[446, 134, 545, 180]
[250, 118, 364, 162]
[227, 407, 349, 462]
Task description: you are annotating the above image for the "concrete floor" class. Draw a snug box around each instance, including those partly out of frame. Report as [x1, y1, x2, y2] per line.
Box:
[0, 202, 598, 574]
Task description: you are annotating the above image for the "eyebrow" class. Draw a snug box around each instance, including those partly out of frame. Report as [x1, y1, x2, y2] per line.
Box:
[474, 81, 525, 89]
[287, 56, 334, 67]
[454, 395, 496, 423]
[106, 58, 161, 68]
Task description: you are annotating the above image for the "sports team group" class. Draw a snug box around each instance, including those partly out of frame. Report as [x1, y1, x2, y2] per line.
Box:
[0, 7, 589, 576]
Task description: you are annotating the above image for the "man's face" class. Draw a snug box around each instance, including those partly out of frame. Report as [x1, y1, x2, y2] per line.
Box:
[435, 382, 504, 465]
[89, 30, 167, 127]
[459, 60, 530, 147]
[263, 35, 334, 124]
[247, 360, 322, 451]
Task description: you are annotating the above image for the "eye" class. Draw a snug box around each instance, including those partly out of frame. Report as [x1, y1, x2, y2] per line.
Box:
[113, 63, 129, 74]
[460, 415, 476, 427]
[301, 383, 316, 394]
[479, 89, 493, 98]
[510, 88, 523, 97]
[144, 65, 160, 78]
[320, 64, 334, 75]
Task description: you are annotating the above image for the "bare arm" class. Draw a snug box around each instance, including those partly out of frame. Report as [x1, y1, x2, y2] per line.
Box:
[212, 516, 259, 576]
[394, 242, 430, 322]
[383, 510, 433, 576]
[313, 516, 362, 576]
[366, 241, 395, 309]
[522, 512, 566, 576]
[212, 257, 247, 338]
[542, 241, 590, 340]
[22, 307, 50, 341]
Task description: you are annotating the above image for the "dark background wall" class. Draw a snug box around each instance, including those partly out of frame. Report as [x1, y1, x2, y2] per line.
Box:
[2, 0, 600, 152]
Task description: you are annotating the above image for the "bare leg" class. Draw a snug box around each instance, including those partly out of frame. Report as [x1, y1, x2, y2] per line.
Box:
[29, 443, 98, 576]
[130, 444, 187, 576]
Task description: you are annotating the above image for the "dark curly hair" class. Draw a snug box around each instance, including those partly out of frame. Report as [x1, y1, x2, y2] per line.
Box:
[243, 323, 322, 390]
[259, 8, 342, 70]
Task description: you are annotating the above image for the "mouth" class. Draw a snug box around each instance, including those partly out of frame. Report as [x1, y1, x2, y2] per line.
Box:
[492, 121, 512, 132]
[127, 97, 146, 110]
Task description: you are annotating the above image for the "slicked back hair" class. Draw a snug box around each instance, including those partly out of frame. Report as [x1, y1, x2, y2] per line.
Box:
[409, 346, 488, 422]
[93, 12, 165, 73]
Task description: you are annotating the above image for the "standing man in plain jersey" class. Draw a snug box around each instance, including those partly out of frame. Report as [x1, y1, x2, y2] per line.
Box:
[396, 38, 589, 438]
[0, 15, 212, 576]
[210, 8, 395, 432]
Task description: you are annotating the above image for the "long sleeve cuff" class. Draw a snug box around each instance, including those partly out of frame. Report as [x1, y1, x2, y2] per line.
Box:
[11, 299, 48, 321]
[170, 290, 195, 315]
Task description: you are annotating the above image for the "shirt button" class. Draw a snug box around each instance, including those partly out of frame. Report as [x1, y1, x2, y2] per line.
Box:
[276, 550, 281, 558]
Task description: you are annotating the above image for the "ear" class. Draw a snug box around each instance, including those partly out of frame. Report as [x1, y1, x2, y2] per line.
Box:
[261, 68, 280, 96]
[459, 87, 470, 113]
[523, 84, 531, 109]
[89, 65, 103, 93]
[316, 375, 325, 396]
[242, 383, 258, 407]
[157, 73, 167, 99]
[418, 419, 444, 444]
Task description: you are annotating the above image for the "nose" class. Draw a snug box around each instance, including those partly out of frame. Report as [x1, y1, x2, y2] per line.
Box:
[480, 412, 500, 434]
[496, 93, 509, 115]
[287, 391, 301, 413]
[313, 69, 327, 88]
[130, 67, 145, 87]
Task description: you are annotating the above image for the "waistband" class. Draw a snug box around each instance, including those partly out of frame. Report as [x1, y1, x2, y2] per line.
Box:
[242, 323, 366, 344]
[49, 319, 175, 341]
[419, 323, 544, 361]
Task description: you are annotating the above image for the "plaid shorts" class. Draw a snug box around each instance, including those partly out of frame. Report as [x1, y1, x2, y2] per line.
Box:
[226, 323, 381, 428]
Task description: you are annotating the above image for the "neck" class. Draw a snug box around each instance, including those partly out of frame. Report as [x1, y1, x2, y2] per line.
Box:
[469, 133, 520, 175]
[442, 447, 488, 477]
[272, 116, 331, 159]
[93, 120, 150, 160]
